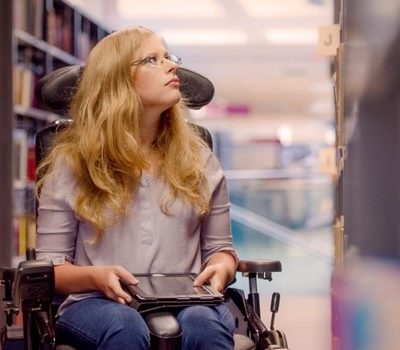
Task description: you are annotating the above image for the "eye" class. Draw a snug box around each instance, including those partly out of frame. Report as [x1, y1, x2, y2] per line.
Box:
[143, 56, 158, 65]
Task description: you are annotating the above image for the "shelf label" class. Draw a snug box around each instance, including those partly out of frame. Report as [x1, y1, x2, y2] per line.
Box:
[318, 25, 341, 56]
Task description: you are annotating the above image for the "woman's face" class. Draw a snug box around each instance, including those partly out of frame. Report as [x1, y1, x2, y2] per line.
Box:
[131, 35, 181, 111]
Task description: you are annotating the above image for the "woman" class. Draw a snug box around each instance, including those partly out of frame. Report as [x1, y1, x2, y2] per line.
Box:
[36, 26, 237, 350]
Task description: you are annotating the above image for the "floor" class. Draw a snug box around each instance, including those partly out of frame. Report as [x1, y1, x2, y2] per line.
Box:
[260, 293, 332, 350]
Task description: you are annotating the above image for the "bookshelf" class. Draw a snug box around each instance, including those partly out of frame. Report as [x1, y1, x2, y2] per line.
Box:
[0, 0, 13, 270]
[10, 0, 111, 265]
[331, 0, 400, 348]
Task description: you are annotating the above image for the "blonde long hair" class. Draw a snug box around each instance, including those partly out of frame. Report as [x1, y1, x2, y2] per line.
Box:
[36, 27, 210, 241]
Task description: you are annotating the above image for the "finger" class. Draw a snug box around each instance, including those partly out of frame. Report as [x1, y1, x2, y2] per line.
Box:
[113, 284, 133, 303]
[117, 296, 126, 304]
[115, 266, 138, 285]
[193, 266, 215, 287]
[108, 276, 133, 303]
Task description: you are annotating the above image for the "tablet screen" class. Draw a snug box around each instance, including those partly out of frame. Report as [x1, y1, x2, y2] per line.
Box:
[135, 274, 211, 297]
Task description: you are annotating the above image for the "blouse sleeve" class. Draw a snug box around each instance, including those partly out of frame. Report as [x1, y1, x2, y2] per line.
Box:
[200, 150, 238, 267]
[35, 158, 78, 265]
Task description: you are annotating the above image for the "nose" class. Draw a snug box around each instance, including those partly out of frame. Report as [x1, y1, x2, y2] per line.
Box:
[167, 62, 179, 73]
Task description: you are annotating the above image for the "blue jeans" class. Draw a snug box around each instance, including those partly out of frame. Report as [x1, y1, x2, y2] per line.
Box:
[55, 297, 235, 350]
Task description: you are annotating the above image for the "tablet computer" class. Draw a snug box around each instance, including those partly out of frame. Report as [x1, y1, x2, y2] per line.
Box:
[122, 273, 224, 313]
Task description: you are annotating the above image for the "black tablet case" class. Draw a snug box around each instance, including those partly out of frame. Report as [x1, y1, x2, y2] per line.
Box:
[122, 273, 224, 314]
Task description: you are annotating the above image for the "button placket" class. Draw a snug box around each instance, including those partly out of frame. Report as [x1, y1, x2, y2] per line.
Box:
[139, 175, 153, 245]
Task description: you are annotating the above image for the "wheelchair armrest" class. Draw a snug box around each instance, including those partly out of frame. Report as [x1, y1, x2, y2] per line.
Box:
[237, 260, 282, 315]
[238, 260, 282, 281]
[238, 260, 282, 274]
[12, 259, 54, 309]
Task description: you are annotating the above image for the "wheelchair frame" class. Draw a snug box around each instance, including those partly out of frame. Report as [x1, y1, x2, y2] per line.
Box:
[1, 250, 288, 350]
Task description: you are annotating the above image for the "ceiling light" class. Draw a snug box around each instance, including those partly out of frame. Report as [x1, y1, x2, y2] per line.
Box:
[161, 30, 247, 46]
[237, 0, 329, 18]
[277, 124, 293, 146]
[264, 28, 318, 45]
[116, 0, 225, 18]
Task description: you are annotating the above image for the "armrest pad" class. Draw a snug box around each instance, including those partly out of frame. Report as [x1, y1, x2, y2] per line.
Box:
[238, 260, 282, 273]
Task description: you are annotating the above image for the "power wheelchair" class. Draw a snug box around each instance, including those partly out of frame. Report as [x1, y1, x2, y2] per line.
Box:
[1, 66, 289, 350]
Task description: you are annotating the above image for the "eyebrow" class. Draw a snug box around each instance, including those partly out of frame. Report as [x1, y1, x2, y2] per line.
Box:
[142, 50, 169, 57]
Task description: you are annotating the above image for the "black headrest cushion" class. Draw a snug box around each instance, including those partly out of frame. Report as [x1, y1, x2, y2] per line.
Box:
[35, 66, 214, 114]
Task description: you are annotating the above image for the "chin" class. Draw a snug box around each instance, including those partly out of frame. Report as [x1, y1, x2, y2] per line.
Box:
[172, 94, 181, 105]
[166, 92, 181, 108]
[151, 92, 181, 111]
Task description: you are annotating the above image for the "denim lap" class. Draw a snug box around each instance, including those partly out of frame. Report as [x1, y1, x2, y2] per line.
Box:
[55, 298, 234, 350]
[55, 297, 150, 350]
[176, 303, 235, 350]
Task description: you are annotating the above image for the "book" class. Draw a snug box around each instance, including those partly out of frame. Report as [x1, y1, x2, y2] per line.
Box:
[13, 129, 28, 187]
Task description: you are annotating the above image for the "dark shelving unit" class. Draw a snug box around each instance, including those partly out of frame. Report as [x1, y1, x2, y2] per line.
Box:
[6, 0, 111, 266]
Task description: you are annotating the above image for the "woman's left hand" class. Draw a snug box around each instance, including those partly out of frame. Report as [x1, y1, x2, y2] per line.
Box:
[194, 252, 237, 292]
[194, 259, 235, 293]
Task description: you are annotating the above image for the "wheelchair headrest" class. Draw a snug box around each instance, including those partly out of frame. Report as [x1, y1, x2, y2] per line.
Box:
[35, 65, 215, 114]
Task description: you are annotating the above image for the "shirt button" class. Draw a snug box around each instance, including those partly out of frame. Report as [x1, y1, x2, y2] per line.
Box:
[140, 222, 151, 230]
[141, 201, 149, 210]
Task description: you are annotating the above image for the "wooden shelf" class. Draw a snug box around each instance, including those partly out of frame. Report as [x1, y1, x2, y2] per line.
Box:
[8, 0, 111, 263]
[15, 29, 83, 66]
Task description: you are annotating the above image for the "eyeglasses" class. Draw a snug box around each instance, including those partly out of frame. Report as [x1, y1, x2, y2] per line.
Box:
[130, 54, 182, 68]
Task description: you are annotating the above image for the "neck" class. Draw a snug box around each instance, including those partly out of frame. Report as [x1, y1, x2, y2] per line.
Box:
[140, 109, 162, 146]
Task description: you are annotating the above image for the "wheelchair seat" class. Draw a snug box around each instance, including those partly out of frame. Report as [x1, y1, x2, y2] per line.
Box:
[1, 65, 289, 350]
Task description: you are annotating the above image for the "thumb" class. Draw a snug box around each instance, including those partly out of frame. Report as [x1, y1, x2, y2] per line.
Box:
[193, 266, 214, 287]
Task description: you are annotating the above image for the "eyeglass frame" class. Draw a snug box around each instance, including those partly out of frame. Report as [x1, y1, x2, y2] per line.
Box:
[130, 54, 182, 68]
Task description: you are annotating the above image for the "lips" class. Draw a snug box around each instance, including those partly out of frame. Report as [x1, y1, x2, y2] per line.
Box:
[165, 77, 180, 86]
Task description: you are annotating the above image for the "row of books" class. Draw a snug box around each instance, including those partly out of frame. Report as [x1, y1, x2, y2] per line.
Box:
[13, 189, 36, 257]
[13, 128, 36, 188]
[13, 64, 38, 109]
[14, 0, 44, 40]
[47, 3, 74, 54]
[14, 0, 107, 58]
[11, 0, 109, 260]
[13, 127, 37, 257]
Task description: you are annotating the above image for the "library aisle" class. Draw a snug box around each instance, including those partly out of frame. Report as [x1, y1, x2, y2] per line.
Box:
[2, 0, 400, 349]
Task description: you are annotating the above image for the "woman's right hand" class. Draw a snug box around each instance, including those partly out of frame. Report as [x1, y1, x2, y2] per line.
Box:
[92, 265, 139, 304]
